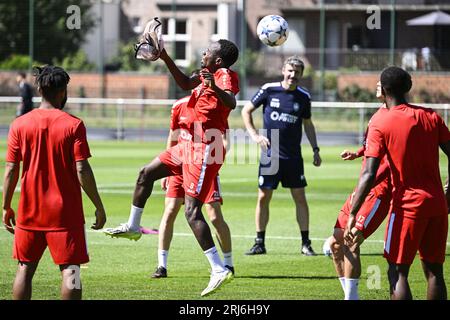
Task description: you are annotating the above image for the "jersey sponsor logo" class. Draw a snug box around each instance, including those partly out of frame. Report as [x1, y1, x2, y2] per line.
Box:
[270, 98, 280, 108]
[270, 111, 298, 123]
[180, 116, 187, 120]
[179, 129, 193, 141]
[293, 102, 300, 112]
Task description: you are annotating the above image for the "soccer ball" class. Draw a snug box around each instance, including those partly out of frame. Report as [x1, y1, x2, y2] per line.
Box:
[256, 15, 289, 47]
[322, 237, 333, 257]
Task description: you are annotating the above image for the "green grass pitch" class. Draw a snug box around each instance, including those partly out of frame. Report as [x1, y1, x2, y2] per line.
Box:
[0, 140, 449, 300]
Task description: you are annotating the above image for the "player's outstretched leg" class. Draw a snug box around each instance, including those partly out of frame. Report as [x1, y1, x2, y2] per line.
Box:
[184, 196, 232, 296]
[104, 157, 171, 240]
[205, 202, 234, 275]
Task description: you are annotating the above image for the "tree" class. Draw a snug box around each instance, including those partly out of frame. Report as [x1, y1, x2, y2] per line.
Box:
[0, 0, 96, 64]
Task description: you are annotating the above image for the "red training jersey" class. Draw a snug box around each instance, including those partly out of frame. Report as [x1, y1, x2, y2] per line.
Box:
[360, 106, 391, 195]
[170, 96, 190, 131]
[186, 68, 239, 138]
[365, 104, 450, 218]
[170, 96, 194, 144]
[6, 109, 91, 231]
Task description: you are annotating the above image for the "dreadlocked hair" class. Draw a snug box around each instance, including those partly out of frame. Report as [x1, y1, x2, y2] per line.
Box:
[33, 65, 70, 101]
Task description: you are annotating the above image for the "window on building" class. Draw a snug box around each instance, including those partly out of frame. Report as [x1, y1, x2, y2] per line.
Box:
[175, 41, 187, 60]
[213, 19, 218, 35]
[211, 18, 219, 41]
[161, 18, 169, 35]
[176, 20, 186, 34]
[161, 18, 189, 66]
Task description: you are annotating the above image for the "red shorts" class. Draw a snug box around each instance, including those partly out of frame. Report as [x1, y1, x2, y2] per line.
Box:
[165, 174, 223, 204]
[335, 188, 391, 239]
[13, 226, 89, 265]
[159, 141, 224, 203]
[384, 212, 448, 265]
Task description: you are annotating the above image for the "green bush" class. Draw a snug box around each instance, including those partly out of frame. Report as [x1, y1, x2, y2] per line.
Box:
[413, 88, 450, 104]
[53, 50, 96, 71]
[339, 84, 376, 102]
[0, 54, 43, 70]
[324, 72, 337, 90]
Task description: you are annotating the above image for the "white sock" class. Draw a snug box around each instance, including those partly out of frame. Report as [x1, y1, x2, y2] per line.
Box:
[223, 252, 233, 267]
[204, 246, 226, 273]
[344, 278, 359, 300]
[158, 249, 169, 269]
[339, 277, 346, 293]
[127, 205, 143, 231]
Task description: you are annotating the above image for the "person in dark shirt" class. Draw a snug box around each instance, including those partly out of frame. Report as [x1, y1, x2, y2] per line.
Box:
[241, 56, 321, 256]
[16, 72, 34, 117]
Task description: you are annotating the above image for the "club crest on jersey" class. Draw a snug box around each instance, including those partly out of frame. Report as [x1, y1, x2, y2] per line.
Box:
[270, 98, 280, 108]
[293, 103, 300, 112]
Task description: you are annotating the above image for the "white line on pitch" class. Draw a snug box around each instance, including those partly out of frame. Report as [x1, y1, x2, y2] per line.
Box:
[89, 230, 450, 246]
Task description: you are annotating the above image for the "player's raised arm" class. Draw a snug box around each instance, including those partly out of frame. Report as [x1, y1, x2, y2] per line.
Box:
[159, 49, 201, 90]
[76, 160, 106, 230]
[241, 101, 269, 150]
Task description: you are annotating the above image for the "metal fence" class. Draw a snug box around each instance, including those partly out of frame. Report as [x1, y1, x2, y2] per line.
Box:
[1, 97, 449, 144]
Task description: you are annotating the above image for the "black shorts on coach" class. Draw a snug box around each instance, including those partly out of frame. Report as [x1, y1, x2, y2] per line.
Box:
[258, 157, 307, 189]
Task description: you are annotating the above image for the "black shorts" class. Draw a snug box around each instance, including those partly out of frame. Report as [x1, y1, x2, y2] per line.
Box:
[258, 158, 307, 189]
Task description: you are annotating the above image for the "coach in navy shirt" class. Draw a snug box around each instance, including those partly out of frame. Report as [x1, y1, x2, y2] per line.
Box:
[242, 56, 321, 256]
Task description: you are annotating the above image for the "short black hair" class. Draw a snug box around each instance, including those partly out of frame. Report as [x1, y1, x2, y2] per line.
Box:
[17, 71, 27, 79]
[380, 66, 412, 97]
[217, 39, 239, 68]
[33, 65, 70, 101]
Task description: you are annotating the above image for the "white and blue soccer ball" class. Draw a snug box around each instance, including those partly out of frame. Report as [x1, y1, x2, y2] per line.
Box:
[257, 15, 289, 47]
[323, 236, 333, 257]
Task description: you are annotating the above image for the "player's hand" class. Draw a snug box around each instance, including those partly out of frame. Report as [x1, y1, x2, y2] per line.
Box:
[200, 69, 215, 88]
[350, 227, 365, 247]
[161, 177, 169, 191]
[313, 151, 321, 167]
[2, 207, 16, 234]
[344, 214, 356, 246]
[92, 208, 106, 230]
[253, 134, 270, 151]
[340, 150, 358, 161]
